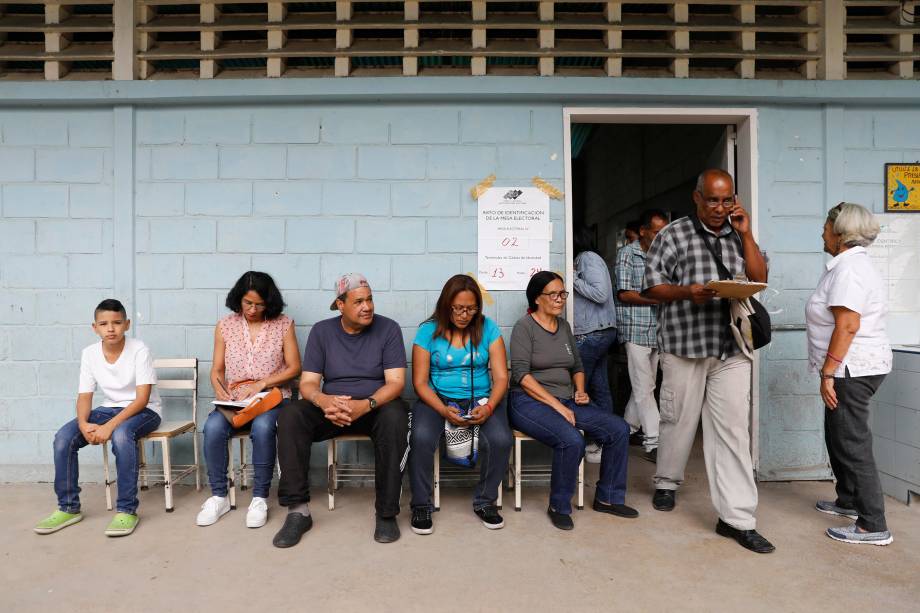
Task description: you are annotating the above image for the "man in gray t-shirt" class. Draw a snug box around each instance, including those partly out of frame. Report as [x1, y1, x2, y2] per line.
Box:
[274, 274, 409, 549]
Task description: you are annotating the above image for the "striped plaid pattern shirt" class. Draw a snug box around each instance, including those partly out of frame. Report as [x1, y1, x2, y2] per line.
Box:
[614, 241, 657, 348]
[644, 216, 747, 359]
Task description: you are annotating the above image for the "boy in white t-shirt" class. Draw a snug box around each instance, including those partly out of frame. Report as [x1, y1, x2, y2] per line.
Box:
[34, 299, 162, 537]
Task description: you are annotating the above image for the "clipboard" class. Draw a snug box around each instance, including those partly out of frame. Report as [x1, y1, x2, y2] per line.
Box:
[705, 280, 767, 299]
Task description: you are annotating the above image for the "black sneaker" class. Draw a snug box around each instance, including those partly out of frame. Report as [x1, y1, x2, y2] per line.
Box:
[272, 512, 313, 548]
[374, 515, 401, 543]
[629, 430, 644, 447]
[641, 448, 658, 464]
[547, 506, 574, 530]
[411, 507, 433, 535]
[474, 505, 505, 530]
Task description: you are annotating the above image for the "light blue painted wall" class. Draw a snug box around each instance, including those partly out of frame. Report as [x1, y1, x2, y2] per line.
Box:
[1, 101, 566, 478]
[872, 349, 920, 503]
[756, 105, 920, 480]
[1, 78, 918, 486]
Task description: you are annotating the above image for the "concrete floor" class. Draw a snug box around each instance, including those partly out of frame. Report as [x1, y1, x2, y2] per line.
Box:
[2, 445, 918, 613]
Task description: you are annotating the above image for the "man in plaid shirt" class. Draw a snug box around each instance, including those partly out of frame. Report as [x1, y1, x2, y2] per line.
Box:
[643, 169, 774, 554]
[615, 209, 669, 462]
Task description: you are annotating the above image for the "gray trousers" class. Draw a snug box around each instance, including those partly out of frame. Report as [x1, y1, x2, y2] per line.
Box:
[825, 372, 887, 532]
[654, 352, 758, 530]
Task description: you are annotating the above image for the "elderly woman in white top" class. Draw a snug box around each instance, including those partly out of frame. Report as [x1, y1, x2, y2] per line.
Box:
[805, 202, 893, 546]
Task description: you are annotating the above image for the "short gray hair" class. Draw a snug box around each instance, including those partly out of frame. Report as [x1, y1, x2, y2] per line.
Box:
[827, 202, 879, 248]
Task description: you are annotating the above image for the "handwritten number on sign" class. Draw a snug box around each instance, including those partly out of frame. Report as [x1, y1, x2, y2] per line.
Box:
[491, 268, 505, 279]
[500, 237, 519, 247]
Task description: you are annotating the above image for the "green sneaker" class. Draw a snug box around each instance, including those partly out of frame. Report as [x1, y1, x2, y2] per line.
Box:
[34, 510, 83, 535]
[104, 513, 139, 537]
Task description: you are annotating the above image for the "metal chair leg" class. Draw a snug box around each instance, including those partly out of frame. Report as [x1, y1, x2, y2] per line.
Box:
[228, 438, 237, 510]
[162, 438, 174, 512]
[102, 442, 113, 511]
[514, 438, 522, 511]
[139, 441, 149, 490]
[327, 440, 335, 511]
[240, 437, 249, 491]
[577, 458, 584, 510]
[433, 450, 440, 511]
[193, 430, 201, 491]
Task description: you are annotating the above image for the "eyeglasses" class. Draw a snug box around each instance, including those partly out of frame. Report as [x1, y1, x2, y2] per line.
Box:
[701, 196, 736, 209]
[451, 305, 479, 316]
[242, 299, 267, 311]
[541, 291, 569, 301]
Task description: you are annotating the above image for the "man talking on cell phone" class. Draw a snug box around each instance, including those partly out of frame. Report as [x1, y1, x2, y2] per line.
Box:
[641, 169, 775, 554]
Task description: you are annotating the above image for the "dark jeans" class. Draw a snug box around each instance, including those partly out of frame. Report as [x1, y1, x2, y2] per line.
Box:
[53, 406, 161, 514]
[508, 390, 629, 514]
[202, 401, 284, 499]
[825, 372, 887, 532]
[277, 399, 410, 517]
[409, 399, 513, 511]
[575, 328, 617, 414]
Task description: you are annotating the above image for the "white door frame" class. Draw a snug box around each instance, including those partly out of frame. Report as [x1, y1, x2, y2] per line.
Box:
[562, 107, 762, 470]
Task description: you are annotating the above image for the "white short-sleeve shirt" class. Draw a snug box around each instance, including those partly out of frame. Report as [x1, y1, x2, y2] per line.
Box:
[805, 246, 892, 377]
[78, 338, 162, 415]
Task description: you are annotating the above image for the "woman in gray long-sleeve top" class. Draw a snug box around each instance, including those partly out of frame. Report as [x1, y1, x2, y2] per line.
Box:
[508, 271, 637, 531]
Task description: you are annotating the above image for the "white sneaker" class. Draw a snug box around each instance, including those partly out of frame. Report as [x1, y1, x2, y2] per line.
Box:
[246, 497, 269, 528]
[584, 442, 602, 464]
[196, 496, 230, 526]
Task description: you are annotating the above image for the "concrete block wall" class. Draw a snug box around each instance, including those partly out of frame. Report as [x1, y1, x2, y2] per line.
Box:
[756, 106, 830, 480]
[0, 103, 566, 479]
[756, 105, 920, 480]
[871, 349, 920, 504]
[0, 109, 115, 480]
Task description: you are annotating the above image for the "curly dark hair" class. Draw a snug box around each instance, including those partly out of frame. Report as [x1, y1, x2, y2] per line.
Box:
[225, 271, 286, 320]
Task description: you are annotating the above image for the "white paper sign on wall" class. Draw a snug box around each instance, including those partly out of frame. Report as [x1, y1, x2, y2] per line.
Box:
[477, 187, 551, 291]
[869, 214, 920, 344]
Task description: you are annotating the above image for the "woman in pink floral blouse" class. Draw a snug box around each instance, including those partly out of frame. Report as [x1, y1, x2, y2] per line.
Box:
[196, 271, 301, 529]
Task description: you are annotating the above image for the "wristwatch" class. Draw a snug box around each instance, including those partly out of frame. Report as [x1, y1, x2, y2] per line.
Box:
[368, 396, 378, 410]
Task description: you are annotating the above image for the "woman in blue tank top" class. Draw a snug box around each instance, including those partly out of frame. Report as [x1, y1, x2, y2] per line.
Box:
[407, 274, 512, 535]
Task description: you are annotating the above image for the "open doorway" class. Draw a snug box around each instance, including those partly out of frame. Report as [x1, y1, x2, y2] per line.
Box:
[562, 108, 761, 468]
[570, 122, 732, 416]
[571, 122, 733, 273]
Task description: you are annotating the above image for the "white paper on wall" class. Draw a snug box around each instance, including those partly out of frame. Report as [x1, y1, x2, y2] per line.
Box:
[869, 214, 920, 345]
[477, 187, 551, 291]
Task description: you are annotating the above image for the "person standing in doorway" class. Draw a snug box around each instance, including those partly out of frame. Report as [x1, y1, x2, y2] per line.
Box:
[615, 209, 669, 463]
[573, 228, 619, 464]
[624, 220, 641, 245]
[643, 169, 774, 554]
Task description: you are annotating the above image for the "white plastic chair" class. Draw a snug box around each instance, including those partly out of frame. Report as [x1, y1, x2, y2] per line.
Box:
[103, 358, 201, 512]
[511, 429, 584, 512]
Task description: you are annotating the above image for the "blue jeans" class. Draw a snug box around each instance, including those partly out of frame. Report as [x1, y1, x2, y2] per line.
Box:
[202, 402, 283, 499]
[409, 399, 513, 511]
[508, 391, 629, 514]
[575, 328, 617, 414]
[53, 406, 161, 514]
